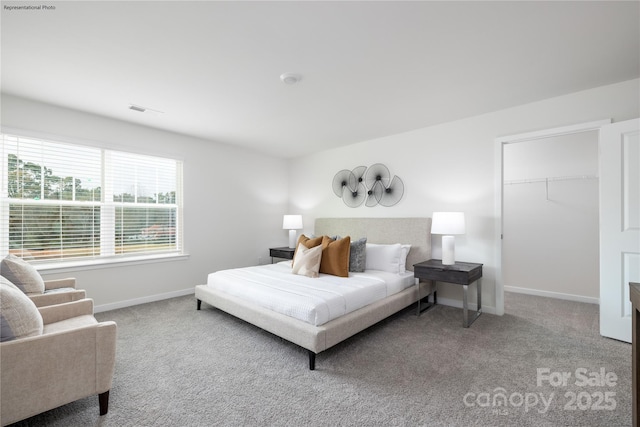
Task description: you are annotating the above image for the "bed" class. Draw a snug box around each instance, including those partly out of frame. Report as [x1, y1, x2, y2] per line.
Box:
[195, 217, 434, 370]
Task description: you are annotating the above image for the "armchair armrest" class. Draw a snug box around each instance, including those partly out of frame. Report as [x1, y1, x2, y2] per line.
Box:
[29, 289, 86, 307]
[39, 299, 94, 325]
[44, 277, 76, 290]
[96, 321, 118, 392]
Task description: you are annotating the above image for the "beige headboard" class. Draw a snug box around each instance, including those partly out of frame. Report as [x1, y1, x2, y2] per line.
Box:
[314, 217, 431, 272]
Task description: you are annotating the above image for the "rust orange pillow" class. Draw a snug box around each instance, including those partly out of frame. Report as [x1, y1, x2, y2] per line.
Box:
[319, 235, 351, 277]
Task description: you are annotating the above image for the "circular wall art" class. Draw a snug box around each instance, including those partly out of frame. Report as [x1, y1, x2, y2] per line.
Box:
[332, 164, 404, 207]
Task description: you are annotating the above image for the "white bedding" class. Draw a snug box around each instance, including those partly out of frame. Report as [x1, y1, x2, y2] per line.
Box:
[206, 262, 415, 326]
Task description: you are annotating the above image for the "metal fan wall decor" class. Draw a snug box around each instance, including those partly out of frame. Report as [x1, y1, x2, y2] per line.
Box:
[332, 164, 404, 207]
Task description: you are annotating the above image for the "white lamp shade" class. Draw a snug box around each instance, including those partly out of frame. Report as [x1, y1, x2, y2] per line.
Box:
[282, 215, 303, 230]
[431, 212, 466, 235]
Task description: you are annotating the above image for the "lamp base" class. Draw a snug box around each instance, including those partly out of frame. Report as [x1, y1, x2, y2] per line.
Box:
[442, 235, 455, 265]
[289, 229, 298, 248]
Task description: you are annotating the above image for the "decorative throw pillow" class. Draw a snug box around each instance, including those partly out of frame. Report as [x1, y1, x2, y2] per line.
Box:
[292, 243, 323, 278]
[399, 244, 412, 272]
[0, 275, 21, 292]
[1, 279, 44, 342]
[1, 254, 45, 295]
[349, 237, 367, 272]
[294, 234, 324, 260]
[365, 243, 402, 274]
[319, 236, 351, 277]
[330, 235, 367, 273]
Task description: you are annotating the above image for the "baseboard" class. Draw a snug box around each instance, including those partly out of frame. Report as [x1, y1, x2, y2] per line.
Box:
[504, 285, 599, 305]
[94, 288, 195, 313]
[435, 296, 497, 315]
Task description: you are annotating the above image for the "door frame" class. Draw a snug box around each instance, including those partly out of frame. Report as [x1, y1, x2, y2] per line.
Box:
[493, 119, 611, 315]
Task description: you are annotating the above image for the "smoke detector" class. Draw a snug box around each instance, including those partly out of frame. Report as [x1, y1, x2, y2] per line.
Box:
[280, 72, 302, 85]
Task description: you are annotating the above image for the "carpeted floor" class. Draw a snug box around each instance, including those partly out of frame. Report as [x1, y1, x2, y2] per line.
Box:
[8, 292, 631, 426]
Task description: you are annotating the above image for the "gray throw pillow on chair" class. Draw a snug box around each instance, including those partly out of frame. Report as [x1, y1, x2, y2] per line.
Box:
[0, 276, 44, 342]
[1, 254, 45, 295]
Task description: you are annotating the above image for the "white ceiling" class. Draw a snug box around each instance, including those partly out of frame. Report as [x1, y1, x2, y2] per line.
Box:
[2, 1, 638, 158]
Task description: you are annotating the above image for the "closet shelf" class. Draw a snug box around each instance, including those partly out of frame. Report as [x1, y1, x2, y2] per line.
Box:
[504, 174, 598, 201]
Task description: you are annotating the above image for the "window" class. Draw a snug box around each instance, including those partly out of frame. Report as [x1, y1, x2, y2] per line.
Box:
[1, 134, 183, 264]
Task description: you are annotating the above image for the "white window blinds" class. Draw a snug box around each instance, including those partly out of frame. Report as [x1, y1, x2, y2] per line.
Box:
[1, 134, 183, 263]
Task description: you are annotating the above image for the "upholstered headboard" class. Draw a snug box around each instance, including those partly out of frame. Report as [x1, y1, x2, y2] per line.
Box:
[314, 217, 431, 272]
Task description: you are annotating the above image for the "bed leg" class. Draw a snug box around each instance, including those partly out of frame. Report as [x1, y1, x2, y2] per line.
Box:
[308, 351, 316, 370]
[197, 299, 202, 310]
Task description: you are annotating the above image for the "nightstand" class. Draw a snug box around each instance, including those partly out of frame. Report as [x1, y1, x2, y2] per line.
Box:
[413, 259, 483, 328]
[269, 247, 295, 263]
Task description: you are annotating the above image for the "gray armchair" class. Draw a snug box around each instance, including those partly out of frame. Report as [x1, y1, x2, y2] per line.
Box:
[0, 298, 117, 426]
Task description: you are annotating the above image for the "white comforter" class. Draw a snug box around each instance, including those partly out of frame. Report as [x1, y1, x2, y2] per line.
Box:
[206, 262, 415, 326]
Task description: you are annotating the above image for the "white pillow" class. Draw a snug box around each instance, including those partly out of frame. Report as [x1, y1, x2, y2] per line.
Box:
[292, 243, 323, 278]
[399, 244, 411, 273]
[365, 243, 402, 274]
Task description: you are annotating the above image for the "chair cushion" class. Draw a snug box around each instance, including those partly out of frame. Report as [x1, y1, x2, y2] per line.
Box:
[1, 254, 45, 294]
[0, 277, 44, 342]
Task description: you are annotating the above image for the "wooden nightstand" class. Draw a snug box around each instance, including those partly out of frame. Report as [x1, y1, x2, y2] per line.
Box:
[269, 247, 295, 263]
[413, 259, 483, 328]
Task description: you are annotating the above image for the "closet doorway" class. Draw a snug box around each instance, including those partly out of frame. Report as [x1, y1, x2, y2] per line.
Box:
[494, 120, 610, 315]
[503, 130, 599, 302]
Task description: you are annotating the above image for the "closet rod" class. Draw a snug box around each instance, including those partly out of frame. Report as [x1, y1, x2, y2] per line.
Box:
[503, 174, 598, 186]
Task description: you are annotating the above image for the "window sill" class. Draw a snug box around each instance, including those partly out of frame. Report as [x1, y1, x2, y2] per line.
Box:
[34, 253, 190, 275]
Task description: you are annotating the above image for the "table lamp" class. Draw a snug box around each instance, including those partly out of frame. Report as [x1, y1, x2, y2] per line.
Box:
[431, 212, 466, 265]
[283, 215, 303, 248]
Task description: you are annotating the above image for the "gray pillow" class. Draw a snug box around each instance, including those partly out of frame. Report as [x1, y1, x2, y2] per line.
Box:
[0, 275, 20, 292]
[333, 236, 368, 273]
[349, 237, 367, 272]
[1, 254, 45, 295]
[1, 278, 44, 342]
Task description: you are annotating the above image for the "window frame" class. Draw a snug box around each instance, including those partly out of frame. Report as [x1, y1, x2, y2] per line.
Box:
[1, 129, 187, 271]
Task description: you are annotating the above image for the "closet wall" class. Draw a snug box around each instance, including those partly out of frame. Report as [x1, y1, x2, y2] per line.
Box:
[502, 130, 599, 302]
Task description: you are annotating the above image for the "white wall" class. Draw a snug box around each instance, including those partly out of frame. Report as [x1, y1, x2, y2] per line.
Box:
[2, 79, 638, 313]
[503, 131, 599, 302]
[1, 94, 290, 310]
[288, 79, 640, 314]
